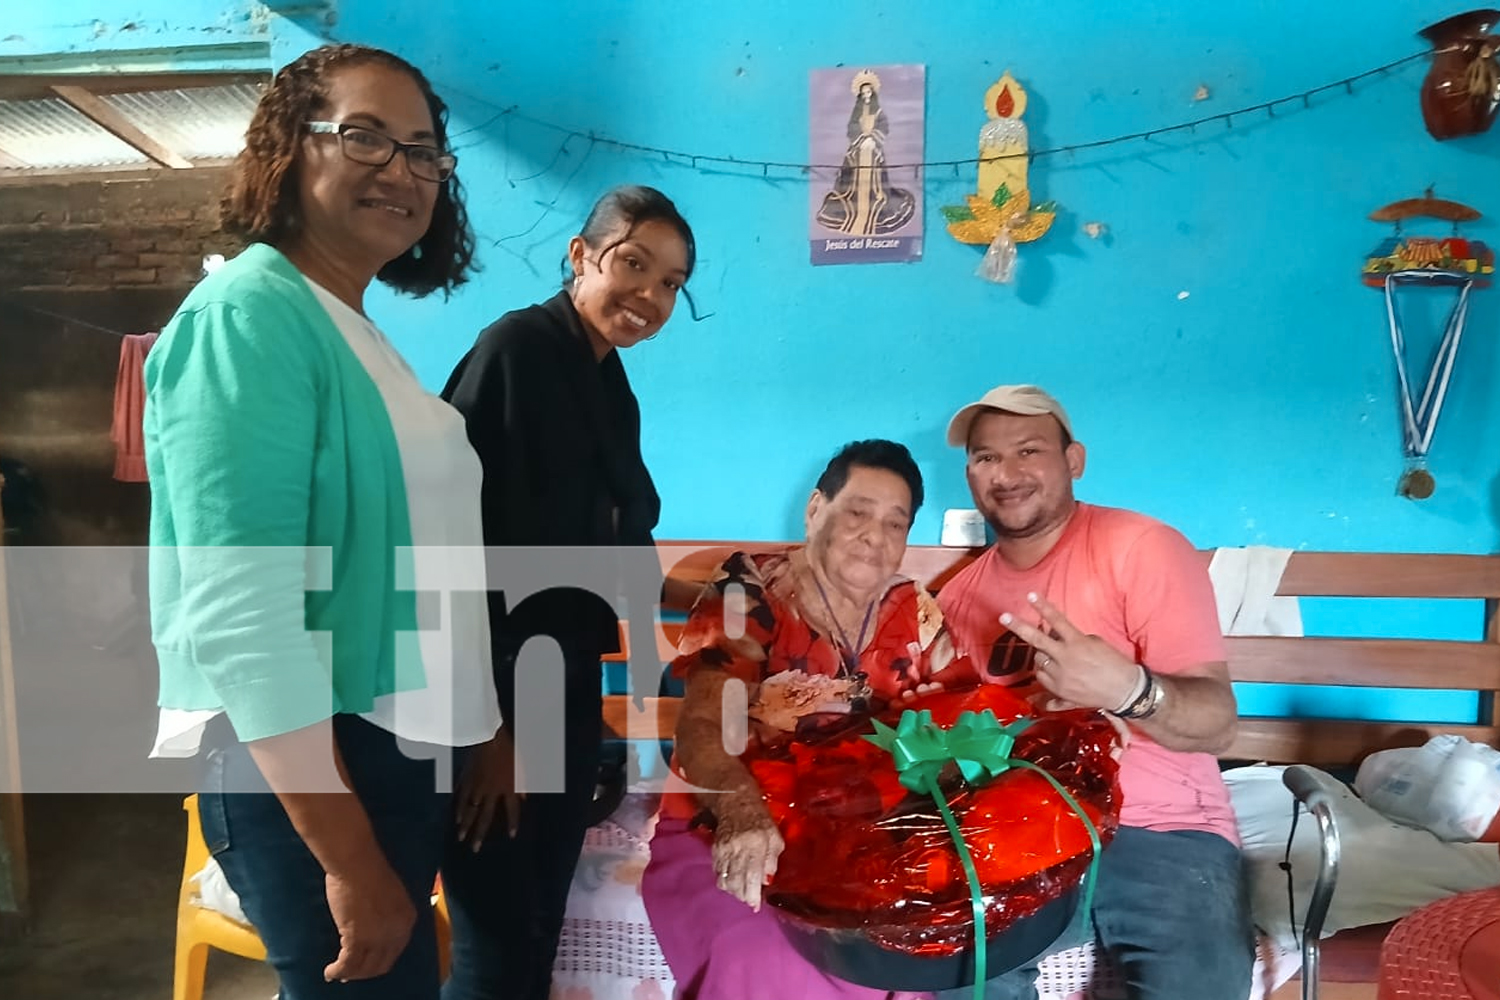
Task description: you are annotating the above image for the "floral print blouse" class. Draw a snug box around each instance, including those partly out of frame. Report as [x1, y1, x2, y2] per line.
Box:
[671, 549, 969, 744]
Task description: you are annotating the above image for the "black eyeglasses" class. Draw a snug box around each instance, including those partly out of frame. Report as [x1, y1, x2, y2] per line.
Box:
[305, 121, 457, 183]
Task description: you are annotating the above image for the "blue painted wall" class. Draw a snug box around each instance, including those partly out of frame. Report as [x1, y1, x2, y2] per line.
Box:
[336, 0, 1500, 557]
[9, 2, 1500, 717]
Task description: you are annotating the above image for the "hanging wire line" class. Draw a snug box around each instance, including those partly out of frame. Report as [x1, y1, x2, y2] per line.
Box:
[492, 136, 598, 251]
[501, 127, 576, 184]
[437, 48, 1430, 174]
[4, 299, 128, 338]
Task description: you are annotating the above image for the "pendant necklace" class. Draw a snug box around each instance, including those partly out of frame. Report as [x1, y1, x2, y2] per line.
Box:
[810, 570, 877, 678]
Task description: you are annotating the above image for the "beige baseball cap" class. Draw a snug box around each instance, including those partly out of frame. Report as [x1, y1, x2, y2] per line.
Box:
[945, 384, 1073, 447]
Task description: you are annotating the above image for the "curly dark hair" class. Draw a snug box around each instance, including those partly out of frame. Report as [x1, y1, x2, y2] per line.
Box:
[221, 43, 477, 297]
[815, 439, 925, 516]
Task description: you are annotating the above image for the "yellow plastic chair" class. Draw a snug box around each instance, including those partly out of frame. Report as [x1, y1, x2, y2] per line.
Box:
[174, 794, 452, 1000]
[174, 794, 268, 1000]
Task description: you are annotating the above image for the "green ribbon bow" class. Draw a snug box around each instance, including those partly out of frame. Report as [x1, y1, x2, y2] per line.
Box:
[868, 709, 1031, 792]
[864, 708, 1102, 1000]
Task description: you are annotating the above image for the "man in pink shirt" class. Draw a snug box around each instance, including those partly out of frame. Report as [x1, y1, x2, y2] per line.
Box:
[935, 385, 1252, 1000]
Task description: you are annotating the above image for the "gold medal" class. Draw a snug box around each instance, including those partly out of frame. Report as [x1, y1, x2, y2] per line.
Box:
[1398, 466, 1436, 499]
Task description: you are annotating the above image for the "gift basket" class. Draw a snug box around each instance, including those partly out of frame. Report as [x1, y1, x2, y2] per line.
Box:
[748, 683, 1121, 991]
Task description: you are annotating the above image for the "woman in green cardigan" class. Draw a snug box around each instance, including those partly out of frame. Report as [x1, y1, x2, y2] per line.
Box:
[145, 43, 497, 999]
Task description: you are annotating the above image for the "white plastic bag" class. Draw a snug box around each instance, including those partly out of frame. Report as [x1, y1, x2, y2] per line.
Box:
[191, 857, 252, 926]
[976, 228, 1018, 283]
[1355, 735, 1500, 842]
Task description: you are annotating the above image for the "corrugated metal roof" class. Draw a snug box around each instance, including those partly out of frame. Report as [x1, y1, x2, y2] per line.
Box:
[102, 83, 263, 160]
[0, 96, 147, 169]
[0, 81, 262, 173]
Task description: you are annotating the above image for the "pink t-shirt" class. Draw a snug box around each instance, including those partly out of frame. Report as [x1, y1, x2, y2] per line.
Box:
[938, 503, 1239, 844]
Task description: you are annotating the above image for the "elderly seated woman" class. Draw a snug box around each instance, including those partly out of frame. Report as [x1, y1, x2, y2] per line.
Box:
[641, 439, 977, 1000]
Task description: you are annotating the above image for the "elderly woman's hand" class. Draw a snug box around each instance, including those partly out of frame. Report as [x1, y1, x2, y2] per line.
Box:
[899, 681, 945, 703]
[711, 788, 785, 912]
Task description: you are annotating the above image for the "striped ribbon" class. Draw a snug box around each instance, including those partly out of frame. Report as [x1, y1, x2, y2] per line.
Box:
[1382, 270, 1475, 459]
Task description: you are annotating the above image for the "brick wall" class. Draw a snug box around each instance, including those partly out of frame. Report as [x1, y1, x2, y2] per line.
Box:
[1, 171, 249, 552]
[0, 170, 243, 293]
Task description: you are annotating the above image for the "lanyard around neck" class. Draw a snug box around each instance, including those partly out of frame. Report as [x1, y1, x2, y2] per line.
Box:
[810, 570, 878, 675]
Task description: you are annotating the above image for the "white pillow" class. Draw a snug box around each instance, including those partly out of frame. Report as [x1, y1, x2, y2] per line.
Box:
[1224, 764, 1500, 948]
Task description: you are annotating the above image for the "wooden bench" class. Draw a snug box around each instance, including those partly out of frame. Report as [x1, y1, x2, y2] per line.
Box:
[605, 544, 1500, 758]
[599, 543, 1500, 993]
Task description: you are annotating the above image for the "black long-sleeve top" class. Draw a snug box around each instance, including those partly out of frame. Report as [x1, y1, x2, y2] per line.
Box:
[442, 290, 661, 662]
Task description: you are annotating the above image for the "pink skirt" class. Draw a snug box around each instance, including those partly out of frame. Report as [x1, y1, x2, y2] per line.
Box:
[641, 816, 933, 1000]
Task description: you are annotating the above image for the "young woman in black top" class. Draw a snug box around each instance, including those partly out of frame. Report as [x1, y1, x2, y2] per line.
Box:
[440, 185, 696, 1000]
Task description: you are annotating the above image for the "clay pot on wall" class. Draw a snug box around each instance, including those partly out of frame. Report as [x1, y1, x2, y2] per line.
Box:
[1419, 9, 1500, 140]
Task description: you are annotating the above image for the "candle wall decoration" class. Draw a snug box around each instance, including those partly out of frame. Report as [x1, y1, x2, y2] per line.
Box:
[941, 72, 1058, 283]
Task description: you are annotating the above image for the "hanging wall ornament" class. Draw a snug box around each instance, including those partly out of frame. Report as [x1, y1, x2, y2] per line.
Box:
[1418, 9, 1500, 140]
[1362, 190, 1495, 499]
[942, 71, 1058, 283]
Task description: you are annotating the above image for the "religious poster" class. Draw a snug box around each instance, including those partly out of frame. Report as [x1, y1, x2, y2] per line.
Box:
[809, 64, 925, 265]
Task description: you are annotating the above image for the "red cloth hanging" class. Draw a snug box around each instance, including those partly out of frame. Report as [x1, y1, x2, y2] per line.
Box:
[110, 332, 159, 482]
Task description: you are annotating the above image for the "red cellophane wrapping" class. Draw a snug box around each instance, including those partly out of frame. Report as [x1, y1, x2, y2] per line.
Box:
[748, 684, 1121, 956]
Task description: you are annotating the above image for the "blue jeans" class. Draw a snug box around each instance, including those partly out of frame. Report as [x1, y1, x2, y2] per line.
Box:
[199, 714, 449, 1000]
[936, 826, 1254, 1000]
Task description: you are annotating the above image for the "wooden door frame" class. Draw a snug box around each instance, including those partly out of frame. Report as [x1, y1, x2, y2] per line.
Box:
[0, 467, 30, 938]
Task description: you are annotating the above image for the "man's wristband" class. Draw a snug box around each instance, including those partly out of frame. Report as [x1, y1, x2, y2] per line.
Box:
[1111, 665, 1165, 720]
[1111, 664, 1149, 715]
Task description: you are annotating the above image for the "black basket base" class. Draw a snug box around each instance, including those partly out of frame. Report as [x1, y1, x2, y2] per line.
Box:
[775, 886, 1079, 992]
